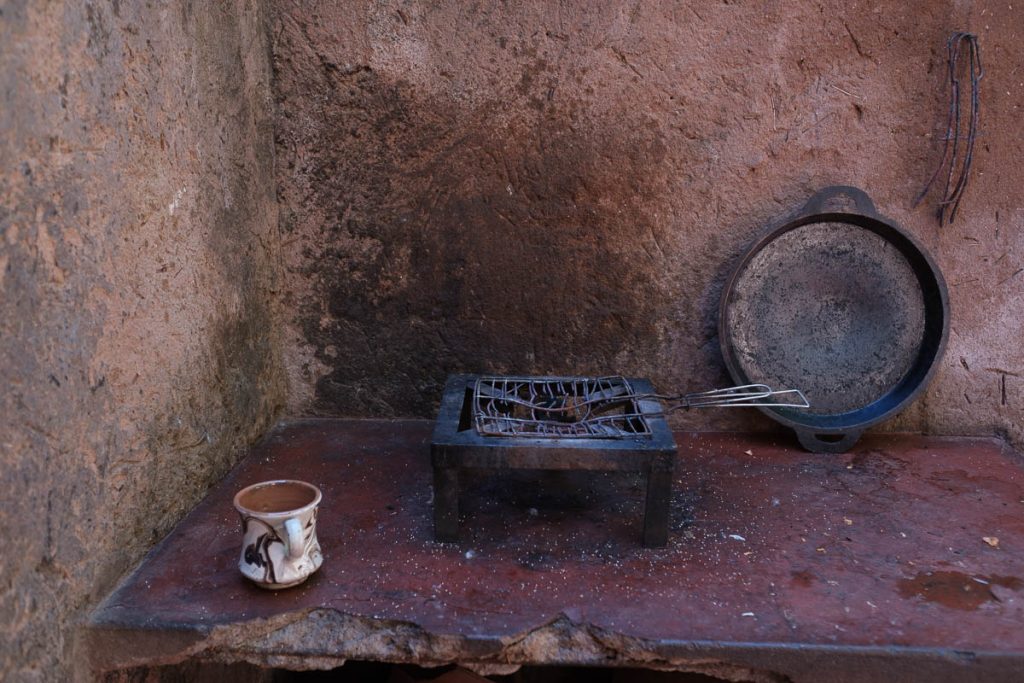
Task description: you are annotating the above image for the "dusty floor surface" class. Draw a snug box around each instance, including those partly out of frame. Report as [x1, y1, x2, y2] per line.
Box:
[1, 2, 284, 681]
[273, 1, 1024, 446]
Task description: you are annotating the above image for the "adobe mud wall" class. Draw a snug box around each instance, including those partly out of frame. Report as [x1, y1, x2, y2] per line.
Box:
[1, 2, 283, 681]
[273, 1, 1024, 445]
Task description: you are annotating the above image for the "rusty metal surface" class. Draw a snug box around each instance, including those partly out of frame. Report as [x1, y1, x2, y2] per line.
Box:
[89, 420, 1024, 680]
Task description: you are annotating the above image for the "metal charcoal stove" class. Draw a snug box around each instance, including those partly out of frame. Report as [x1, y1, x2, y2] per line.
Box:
[431, 374, 806, 546]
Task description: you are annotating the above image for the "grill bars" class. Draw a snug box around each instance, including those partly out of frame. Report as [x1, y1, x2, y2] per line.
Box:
[474, 376, 650, 438]
[473, 376, 809, 438]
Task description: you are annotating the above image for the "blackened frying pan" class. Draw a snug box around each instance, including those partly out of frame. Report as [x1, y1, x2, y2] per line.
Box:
[719, 186, 949, 453]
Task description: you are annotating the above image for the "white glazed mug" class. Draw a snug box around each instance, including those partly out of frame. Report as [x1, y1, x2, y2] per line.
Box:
[233, 480, 323, 589]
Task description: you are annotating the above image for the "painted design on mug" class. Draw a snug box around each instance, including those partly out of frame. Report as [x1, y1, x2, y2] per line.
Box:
[240, 515, 283, 585]
[304, 508, 317, 543]
[304, 508, 322, 567]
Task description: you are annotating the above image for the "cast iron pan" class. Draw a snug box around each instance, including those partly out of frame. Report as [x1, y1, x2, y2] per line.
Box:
[719, 186, 949, 453]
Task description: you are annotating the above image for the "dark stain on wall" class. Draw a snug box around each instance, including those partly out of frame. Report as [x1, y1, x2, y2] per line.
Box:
[292, 67, 675, 415]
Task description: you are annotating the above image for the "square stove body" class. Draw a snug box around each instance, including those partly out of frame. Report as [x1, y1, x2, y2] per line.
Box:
[430, 374, 678, 547]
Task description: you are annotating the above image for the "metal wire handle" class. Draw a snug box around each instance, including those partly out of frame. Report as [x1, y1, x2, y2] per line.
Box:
[637, 384, 810, 411]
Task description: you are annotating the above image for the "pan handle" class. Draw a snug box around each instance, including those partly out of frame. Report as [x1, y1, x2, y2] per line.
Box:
[801, 185, 878, 217]
[795, 428, 863, 454]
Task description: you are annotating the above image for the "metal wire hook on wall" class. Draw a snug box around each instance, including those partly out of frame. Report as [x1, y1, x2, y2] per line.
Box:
[914, 31, 983, 226]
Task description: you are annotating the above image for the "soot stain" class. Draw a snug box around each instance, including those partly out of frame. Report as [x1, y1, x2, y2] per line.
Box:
[287, 69, 673, 416]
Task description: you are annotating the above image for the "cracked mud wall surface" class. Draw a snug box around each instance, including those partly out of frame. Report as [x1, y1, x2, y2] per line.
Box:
[0, 1, 283, 681]
[273, 1, 1024, 445]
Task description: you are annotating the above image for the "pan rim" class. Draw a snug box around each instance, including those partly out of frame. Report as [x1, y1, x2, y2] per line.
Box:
[719, 200, 950, 435]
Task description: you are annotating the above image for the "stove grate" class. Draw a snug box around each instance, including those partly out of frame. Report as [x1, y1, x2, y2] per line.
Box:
[472, 376, 651, 438]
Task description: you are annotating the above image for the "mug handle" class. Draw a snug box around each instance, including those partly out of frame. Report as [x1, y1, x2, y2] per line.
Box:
[284, 517, 305, 560]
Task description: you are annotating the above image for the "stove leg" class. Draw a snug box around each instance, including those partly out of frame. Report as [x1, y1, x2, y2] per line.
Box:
[643, 463, 672, 547]
[433, 465, 459, 542]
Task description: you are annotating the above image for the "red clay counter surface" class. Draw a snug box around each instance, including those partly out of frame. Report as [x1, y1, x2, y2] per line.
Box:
[86, 420, 1024, 682]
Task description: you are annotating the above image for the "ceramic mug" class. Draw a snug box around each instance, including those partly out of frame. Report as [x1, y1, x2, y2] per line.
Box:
[233, 479, 323, 589]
